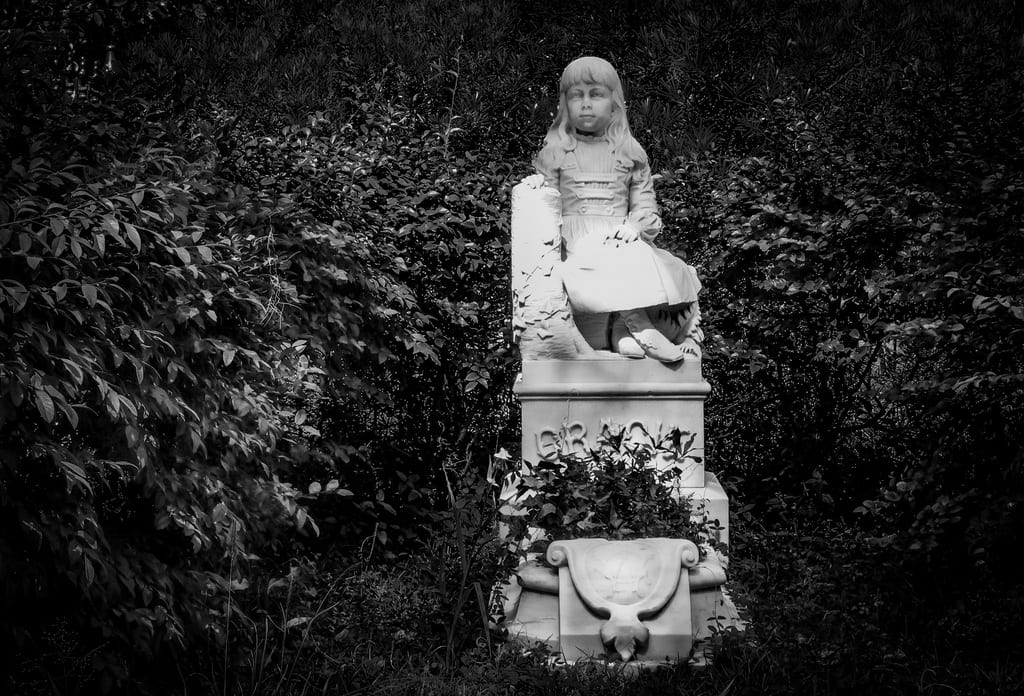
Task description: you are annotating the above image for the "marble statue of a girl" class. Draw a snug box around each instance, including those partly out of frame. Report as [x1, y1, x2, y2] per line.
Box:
[524, 56, 703, 362]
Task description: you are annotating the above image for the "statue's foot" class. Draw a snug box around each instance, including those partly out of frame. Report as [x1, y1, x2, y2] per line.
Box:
[680, 337, 702, 360]
[610, 314, 645, 358]
[622, 310, 686, 363]
[616, 335, 646, 358]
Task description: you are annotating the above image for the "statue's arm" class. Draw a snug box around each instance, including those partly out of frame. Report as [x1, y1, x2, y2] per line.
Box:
[626, 163, 664, 242]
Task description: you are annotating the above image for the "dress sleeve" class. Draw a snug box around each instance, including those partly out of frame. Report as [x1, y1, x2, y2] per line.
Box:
[626, 163, 663, 241]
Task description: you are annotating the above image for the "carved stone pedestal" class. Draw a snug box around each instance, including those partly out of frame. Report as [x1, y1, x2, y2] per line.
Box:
[502, 357, 742, 663]
[503, 544, 737, 664]
[516, 358, 729, 545]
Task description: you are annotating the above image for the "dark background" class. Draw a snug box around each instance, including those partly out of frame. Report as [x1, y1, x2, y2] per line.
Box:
[2, 1, 1022, 693]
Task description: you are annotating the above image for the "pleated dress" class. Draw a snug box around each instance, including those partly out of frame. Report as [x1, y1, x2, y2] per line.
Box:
[534, 134, 701, 315]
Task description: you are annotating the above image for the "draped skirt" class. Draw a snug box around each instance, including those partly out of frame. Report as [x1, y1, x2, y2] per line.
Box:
[560, 215, 701, 314]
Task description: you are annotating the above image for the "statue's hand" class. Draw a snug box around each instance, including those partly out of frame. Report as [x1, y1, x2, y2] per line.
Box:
[522, 173, 546, 189]
[604, 223, 640, 247]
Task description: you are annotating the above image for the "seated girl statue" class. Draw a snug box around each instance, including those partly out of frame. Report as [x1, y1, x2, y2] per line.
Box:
[524, 56, 703, 362]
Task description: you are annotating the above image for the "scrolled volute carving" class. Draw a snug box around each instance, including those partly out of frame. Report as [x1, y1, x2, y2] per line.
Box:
[545, 538, 700, 660]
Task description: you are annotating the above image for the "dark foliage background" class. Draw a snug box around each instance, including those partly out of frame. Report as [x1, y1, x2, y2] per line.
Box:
[2, 0, 1022, 693]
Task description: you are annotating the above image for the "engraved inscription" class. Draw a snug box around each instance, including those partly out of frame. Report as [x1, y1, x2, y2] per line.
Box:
[535, 421, 590, 460]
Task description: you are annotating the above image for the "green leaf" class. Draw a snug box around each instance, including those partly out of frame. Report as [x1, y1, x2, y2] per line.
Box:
[64, 403, 79, 429]
[60, 359, 85, 385]
[2, 281, 29, 312]
[35, 389, 55, 423]
[81, 284, 98, 307]
[124, 223, 141, 251]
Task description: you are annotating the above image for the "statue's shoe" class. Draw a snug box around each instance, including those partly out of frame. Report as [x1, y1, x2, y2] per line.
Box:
[610, 314, 645, 358]
[622, 310, 687, 363]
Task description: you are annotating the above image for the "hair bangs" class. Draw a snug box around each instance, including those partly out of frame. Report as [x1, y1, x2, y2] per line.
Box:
[559, 57, 621, 93]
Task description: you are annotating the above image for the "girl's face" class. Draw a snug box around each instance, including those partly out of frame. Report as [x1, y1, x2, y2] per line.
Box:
[565, 81, 614, 134]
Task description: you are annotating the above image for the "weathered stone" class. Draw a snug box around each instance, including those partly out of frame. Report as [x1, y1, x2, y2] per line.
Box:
[517, 358, 709, 489]
[547, 538, 699, 661]
[515, 559, 560, 594]
[511, 182, 597, 360]
[505, 586, 560, 651]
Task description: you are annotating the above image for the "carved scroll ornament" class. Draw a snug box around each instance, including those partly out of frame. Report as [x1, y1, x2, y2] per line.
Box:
[546, 538, 700, 660]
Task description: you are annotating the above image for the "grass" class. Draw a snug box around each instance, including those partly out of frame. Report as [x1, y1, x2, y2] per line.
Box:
[193, 512, 1024, 696]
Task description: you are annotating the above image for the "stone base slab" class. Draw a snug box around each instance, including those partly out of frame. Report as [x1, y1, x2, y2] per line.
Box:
[506, 583, 742, 664]
[686, 471, 730, 548]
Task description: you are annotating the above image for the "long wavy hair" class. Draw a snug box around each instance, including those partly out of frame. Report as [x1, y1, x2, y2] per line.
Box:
[538, 56, 647, 169]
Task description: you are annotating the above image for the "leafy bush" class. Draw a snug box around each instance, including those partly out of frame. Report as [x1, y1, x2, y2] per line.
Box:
[497, 425, 719, 559]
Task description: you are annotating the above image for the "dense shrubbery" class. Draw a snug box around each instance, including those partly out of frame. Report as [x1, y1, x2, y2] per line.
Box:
[497, 425, 716, 551]
[2, 0, 1023, 693]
